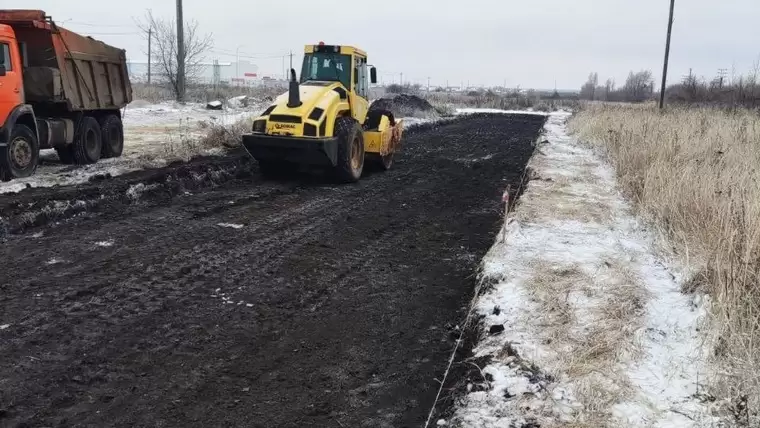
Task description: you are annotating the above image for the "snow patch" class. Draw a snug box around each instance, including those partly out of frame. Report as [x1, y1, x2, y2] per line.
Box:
[0, 156, 143, 195]
[217, 223, 244, 229]
[455, 107, 550, 116]
[401, 117, 437, 128]
[451, 112, 720, 427]
[46, 258, 63, 265]
[95, 240, 115, 247]
[456, 154, 494, 164]
[211, 288, 255, 308]
[0, 324, 10, 330]
[126, 183, 158, 200]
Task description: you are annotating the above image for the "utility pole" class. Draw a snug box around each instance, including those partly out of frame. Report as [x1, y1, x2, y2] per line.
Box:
[212, 59, 220, 87]
[427, 76, 430, 92]
[176, 0, 185, 102]
[400, 72, 403, 86]
[289, 50, 293, 71]
[235, 45, 242, 78]
[147, 27, 152, 85]
[659, 0, 675, 109]
[717, 68, 728, 88]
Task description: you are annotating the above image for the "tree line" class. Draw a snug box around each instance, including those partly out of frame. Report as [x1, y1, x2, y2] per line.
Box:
[580, 64, 760, 108]
[579, 71, 655, 102]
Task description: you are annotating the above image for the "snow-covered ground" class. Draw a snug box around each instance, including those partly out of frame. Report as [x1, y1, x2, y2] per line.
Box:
[448, 112, 722, 427]
[0, 100, 267, 194]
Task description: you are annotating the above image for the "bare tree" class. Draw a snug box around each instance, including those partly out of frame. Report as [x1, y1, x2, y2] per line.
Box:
[746, 55, 760, 105]
[136, 10, 213, 101]
[623, 70, 654, 102]
[604, 78, 615, 100]
[580, 72, 599, 100]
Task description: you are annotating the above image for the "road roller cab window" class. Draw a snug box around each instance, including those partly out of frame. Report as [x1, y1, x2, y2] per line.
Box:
[301, 52, 351, 89]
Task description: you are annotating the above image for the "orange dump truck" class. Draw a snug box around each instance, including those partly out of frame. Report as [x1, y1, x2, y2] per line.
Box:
[0, 10, 132, 181]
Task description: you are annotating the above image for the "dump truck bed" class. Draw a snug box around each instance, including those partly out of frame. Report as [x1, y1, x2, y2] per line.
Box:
[0, 9, 132, 111]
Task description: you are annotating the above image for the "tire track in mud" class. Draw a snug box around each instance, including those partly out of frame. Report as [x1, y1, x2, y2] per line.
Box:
[0, 114, 546, 428]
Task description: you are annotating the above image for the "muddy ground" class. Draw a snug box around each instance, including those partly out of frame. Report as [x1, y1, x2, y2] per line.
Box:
[0, 114, 545, 428]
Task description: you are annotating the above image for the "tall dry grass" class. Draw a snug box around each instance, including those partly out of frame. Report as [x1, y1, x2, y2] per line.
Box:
[568, 103, 760, 424]
[423, 91, 577, 112]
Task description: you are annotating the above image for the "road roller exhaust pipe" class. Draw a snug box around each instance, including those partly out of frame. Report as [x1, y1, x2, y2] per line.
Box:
[287, 69, 302, 108]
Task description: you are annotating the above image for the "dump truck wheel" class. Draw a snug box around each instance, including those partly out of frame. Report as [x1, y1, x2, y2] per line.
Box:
[73, 116, 103, 165]
[99, 114, 124, 158]
[55, 147, 75, 164]
[0, 124, 39, 181]
[334, 117, 364, 183]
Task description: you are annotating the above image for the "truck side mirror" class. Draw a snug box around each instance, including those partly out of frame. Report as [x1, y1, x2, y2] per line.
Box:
[0, 65, 6, 77]
[370, 67, 377, 84]
[354, 69, 358, 84]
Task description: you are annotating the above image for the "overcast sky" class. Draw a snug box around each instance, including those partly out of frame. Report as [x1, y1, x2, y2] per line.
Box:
[7, 0, 760, 90]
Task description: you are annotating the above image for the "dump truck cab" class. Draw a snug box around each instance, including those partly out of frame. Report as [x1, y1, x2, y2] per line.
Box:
[0, 22, 38, 180]
[0, 23, 25, 129]
[243, 43, 403, 183]
[0, 10, 132, 181]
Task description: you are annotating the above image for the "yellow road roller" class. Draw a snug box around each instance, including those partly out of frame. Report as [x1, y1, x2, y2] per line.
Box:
[242, 43, 403, 182]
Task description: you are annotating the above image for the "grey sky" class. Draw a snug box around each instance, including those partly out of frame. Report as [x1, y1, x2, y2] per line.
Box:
[6, 0, 760, 90]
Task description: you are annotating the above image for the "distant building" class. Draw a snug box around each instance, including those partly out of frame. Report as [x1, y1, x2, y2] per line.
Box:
[126, 60, 280, 85]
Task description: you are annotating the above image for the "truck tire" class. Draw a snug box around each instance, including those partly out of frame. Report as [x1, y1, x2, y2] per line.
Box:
[334, 116, 364, 183]
[99, 114, 124, 158]
[73, 116, 103, 165]
[0, 124, 39, 181]
[55, 146, 75, 164]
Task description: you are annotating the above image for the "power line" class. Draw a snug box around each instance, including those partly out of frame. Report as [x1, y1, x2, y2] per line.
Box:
[214, 47, 285, 55]
[209, 51, 287, 60]
[717, 68, 728, 88]
[77, 31, 140, 36]
[59, 20, 136, 28]
[212, 48, 289, 58]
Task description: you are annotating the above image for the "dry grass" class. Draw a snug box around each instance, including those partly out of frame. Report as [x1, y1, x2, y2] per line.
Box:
[569, 103, 760, 424]
[422, 91, 576, 113]
[157, 117, 252, 162]
[521, 258, 648, 428]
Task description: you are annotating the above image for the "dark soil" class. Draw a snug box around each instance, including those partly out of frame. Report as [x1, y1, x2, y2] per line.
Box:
[0, 114, 545, 428]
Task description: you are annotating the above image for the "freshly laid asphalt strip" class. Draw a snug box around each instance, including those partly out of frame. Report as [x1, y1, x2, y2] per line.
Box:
[0, 114, 545, 428]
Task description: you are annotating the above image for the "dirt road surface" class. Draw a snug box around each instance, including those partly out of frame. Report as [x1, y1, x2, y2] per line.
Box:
[0, 114, 545, 428]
